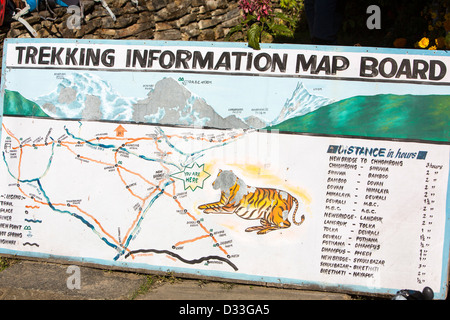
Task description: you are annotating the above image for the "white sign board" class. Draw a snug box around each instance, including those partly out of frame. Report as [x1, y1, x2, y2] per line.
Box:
[0, 38, 449, 298]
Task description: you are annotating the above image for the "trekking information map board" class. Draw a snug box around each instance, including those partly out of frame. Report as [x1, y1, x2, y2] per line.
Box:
[0, 38, 449, 299]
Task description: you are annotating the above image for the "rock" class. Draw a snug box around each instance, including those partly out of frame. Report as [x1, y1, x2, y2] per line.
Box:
[176, 13, 197, 27]
[154, 29, 182, 40]
[198, 29, 215, 41]
[116, 23, 153, 38]
[181, 23, 200, 38]
[155, 22, 173, 31]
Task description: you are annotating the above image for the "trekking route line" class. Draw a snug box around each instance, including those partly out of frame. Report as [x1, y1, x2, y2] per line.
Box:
[1, 119, 245, 271]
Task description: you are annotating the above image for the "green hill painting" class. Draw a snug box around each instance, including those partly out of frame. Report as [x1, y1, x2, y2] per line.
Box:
[269, 94, 450, 143]
[3, 89, 49, 118]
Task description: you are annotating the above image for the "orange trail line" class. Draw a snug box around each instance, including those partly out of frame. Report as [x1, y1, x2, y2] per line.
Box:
[1, 124, 20, 145]
[91, 136, 156, 143]
[3, 123, 55, 151]
[116, 168, 146, 202]
[174, 234, 210, 247]
[172, 197, 228, 256]
[121, 186, 159, 246]
[164, 134, 183, 139]
[117, 165, 156, 189]
[18, 186, 65, 207]
[164, 134, 231, 144]
[158, 137, 178, 204]
[174, 198, 195, 220]
[175, 199, 209, 234]
[71, 204, 121, 247]
[217, 244, 228, 255]
[65, 136, 171, 204]
[125, 137, 155, 144]
[134, 253, 154, 257]
[162, 132, 245, 145]
[8, 132, 168, 150]
[18, 148, 23, 180]
[61, 143, 113, 167]
[12, 142, 48, 150]
[121, 208, 142, 246]
[153, 140, 174, 193]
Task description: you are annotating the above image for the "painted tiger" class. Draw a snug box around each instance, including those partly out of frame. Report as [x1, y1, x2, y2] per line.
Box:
[198, 169, 305, 235]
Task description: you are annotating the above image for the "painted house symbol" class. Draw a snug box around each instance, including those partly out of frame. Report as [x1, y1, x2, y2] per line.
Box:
[114, 125, 127, 137]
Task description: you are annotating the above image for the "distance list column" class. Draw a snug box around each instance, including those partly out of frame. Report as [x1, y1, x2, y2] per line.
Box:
[320, 147, 360, 278]
[318, 141, 449, 291]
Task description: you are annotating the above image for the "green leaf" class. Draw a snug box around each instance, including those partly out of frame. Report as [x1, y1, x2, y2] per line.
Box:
[274, 12, 295, 24]
[247, 23, 262, 50]
[243, 14, 257, 25]
[274, 12, 290, 20]
[269, 23, 294, 36]
[225, 24, 243, 40]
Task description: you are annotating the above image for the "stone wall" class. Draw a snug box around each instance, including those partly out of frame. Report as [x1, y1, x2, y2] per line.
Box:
[0, 0, 244, 63]
[3, 0, 243, 40]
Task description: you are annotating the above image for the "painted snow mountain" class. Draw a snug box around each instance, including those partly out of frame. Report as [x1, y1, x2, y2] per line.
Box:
[134, 79, 333, 128]
[23, 73, 333, 129]
[32, 73, 268, 129]
[270, 82, 333, 126]
[131, 77, 262, 129]
[36, 73, 136, 121]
